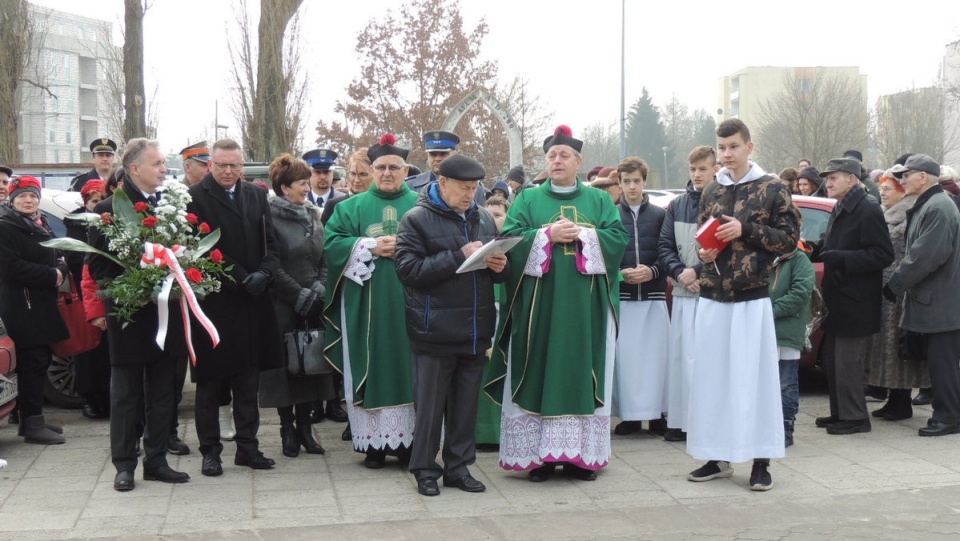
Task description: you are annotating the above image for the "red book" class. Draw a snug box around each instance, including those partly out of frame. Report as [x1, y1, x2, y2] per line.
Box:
[695, 217, 730, 252]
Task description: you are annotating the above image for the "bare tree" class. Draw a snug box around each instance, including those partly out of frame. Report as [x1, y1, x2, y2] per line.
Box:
[0, 1, 48, 163]
[122, 0, 147, 141]
[228, 0, 306, 161]
[872, 86, 960, 165]
[755, 70, 869, 171]
[579, 121, 621, 174]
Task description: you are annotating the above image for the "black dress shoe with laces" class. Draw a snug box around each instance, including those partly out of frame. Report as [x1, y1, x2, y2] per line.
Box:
[417, 477, 440, 496]
[919, 420, 960, 437]
[235, 451, 276, 470]
[143, 464, 190, 483]
[114, 470, 135, 492]
[443, 474, 486, 492]
[201, 454, 223, 477]
[167, 436, 190, 456]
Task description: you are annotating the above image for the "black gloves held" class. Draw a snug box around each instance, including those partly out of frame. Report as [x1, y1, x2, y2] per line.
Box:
[241, 270, 272, 297]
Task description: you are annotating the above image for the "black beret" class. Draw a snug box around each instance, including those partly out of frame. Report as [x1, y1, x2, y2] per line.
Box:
[0, 165, 12, 177]
[438, 154, 485, 181]
[506, 165, 526, 183]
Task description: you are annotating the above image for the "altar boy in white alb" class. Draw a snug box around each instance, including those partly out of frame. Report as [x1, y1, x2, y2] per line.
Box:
[686, 119, 800, 491]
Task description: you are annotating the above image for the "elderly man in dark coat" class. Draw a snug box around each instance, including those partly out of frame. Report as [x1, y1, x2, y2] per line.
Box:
[886, 155, 960, 437]
[88, 139, 190, 491]
[187, 138, 281, 476]
[810, 158, 894, 435]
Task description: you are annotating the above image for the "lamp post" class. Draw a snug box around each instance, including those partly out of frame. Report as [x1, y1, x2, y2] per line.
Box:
[619, 0, 626, 160]
[662, 146, 669, 187]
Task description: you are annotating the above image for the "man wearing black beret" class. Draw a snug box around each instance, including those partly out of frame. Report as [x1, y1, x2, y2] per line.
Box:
[395, 154, 509, 496]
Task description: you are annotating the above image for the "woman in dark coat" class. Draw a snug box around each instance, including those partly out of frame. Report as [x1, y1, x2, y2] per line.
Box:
[0, 176, 68, 444]
[65, 180, 111, 419]
[260, 154, 335, 457]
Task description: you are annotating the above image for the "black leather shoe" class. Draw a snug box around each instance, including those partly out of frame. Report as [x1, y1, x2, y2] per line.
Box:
[201, 454, 223, 477]
[919, 420, 960, 437]
[826, 419, 872, 435]
[143, 464, 190, 483]
[913, 389, 934, 406]
[364, 451, 386, 469]
[647, 417, 668, 436]
[663, 428, 687, 442]
[326, 401, 349, 423]
[613, 420, 642, 435]
[443, 474, 486, 493]
[167, 436, 190, 456]
[82, 404, 107, 420]
[235, 451, 276, 470]
[528, 463, 556, 483]
[417, 477, 440, 496]
[562, 463, 598, 481]
[341, 424, 352, 441]
[114, 470, 135, 492]
[815, 415, 839, 428]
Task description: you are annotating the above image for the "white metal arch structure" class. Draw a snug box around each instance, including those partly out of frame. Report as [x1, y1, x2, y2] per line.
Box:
[441, 88, 524, 168]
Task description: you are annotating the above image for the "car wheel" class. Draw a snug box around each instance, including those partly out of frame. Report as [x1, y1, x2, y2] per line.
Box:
[44, 353, 84, 409]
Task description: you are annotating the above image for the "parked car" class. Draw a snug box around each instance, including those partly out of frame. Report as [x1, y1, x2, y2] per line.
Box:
[37, 188, 85, 408]
[0, 317, 16, 423]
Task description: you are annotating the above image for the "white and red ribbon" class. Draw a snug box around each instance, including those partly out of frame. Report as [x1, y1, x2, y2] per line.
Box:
[140, 242, 220, 365]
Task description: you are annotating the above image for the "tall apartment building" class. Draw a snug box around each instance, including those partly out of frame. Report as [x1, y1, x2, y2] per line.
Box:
[18, 5, 120, 165]
[717, 66, 867, 129]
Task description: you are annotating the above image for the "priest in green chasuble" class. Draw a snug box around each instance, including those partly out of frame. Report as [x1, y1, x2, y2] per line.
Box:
[483, 125, 629, 482]
[323, 133, 419, 469]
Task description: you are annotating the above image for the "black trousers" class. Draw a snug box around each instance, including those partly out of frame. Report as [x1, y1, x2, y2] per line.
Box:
[110, 356, 178, 472]
[926, 329, 960, 425]
[195, 366, 260, 457]
[822, 332, 869, 421]
[170, 356, 189, 437]
[408, 352, 485, 482]
[15, 345, 51, 417]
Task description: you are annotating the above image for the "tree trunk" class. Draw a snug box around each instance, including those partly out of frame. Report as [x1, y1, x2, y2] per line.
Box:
[0, 0, 31, 163]
[254, 0, 302, 161]
[122, 0, 146, 141]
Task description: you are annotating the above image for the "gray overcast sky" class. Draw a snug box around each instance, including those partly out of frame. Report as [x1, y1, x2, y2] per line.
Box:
[33, 0, 960, 156]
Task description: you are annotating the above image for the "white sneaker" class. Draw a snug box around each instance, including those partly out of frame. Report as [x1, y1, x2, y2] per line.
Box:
[219, 405, 236, 441]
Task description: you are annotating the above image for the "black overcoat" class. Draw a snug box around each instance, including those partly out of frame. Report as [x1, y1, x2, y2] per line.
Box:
[0, 206, 69, 349]
[811, 187, 895, 336]
[186, 175, 282, 383]
[88, 181, 188, 365]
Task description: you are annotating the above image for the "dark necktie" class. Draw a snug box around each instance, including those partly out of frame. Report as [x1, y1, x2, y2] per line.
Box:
[318, 196, 324, 206]
[146, 194, 159, 207]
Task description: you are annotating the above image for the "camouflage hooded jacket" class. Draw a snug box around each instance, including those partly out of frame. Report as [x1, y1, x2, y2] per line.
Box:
[697, 164, 801, 303]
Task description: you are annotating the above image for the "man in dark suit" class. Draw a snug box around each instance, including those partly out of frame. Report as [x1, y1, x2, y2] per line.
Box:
[88, 138, 190, 491]
[810, 157, 894, 435]
[303, 148, 346, 210]
[187, 138, 281, 477]
[70, 138, 117, 192]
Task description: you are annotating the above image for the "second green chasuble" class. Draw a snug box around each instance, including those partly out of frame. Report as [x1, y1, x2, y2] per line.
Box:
[483, 179, 628, 417]
[323, 184, 418, 410]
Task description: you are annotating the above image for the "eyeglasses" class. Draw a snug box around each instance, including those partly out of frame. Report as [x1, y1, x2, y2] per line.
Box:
[372, 164, 406, 173]
[212, 161, 244, 171]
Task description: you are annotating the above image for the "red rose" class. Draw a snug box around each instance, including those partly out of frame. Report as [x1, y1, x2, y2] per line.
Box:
[142, 216, 159, 228]
[198, 222, 211, 234]
[186, 268, 203, 284]
[186, 213, 198, 225]
[133, 202, 149, 212]
[100, 212, 113, 224]
[210, 249, 223, 263]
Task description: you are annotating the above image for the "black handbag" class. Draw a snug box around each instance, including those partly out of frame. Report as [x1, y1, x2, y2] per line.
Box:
[898, 330, 927, 362]
[283, 320, 330, 377]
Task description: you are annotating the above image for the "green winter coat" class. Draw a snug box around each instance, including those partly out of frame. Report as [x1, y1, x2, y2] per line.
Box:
[769, 248, 815, 351]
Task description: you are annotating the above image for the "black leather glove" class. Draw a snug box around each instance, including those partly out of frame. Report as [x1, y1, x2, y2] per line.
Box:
[305, 296, 324, 319]
[882, 284, 896, 302]
[241, 270, 272, 297]
[819, 250, 844, 270]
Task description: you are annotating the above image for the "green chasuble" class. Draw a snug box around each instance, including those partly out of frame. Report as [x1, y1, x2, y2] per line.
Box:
[483, 179, 628, 417]
[323, 184, 418, 410]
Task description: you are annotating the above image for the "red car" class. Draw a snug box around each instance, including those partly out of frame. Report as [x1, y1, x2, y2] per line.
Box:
[0, 317, 16, 422]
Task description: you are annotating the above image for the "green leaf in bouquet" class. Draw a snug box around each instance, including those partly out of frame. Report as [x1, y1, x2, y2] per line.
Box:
[194, 228, 221, 256]
[111, 188, 141, 229]
[40, 237, 132, 270]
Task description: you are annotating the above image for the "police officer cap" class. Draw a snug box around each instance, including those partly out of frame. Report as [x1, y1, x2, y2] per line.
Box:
[90, 138, 118, 155]
[422, 130, 460, 153]
[438, 154, 485, 182]
[302, 148, 338, 170]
